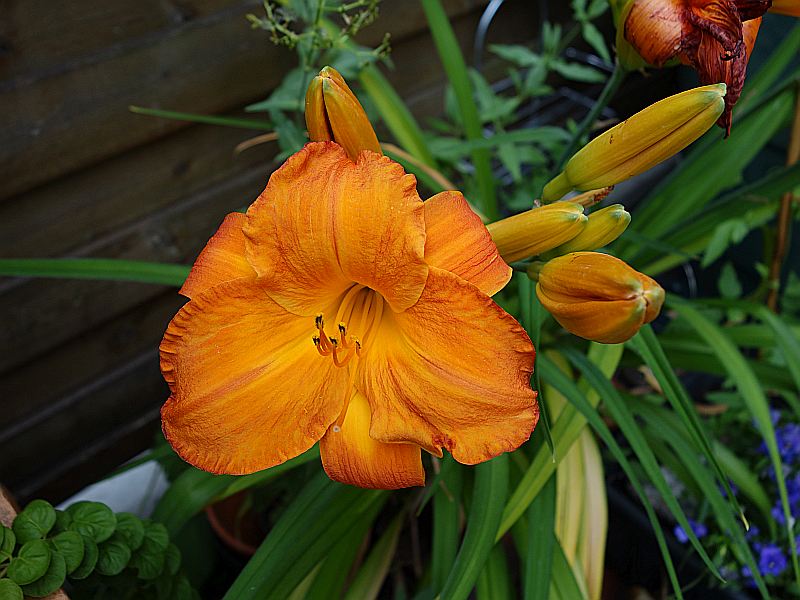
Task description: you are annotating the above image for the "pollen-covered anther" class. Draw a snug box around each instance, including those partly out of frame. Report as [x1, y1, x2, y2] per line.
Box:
[313, 312, 360, 367]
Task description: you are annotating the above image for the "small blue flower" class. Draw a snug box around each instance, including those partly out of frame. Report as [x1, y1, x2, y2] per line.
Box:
[746, 525, 760, 540]
[776, 424, 800, 464]
[770, 408, 782, 426]
[758, 544, 788, 577]
[674, 519, 707, 544]
[772, 502, 787, 525]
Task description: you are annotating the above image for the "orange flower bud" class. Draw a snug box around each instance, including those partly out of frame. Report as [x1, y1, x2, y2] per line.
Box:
[535, 252, 664, 344]
[487, 202, 587, 263]
[304, 66, 381, 161]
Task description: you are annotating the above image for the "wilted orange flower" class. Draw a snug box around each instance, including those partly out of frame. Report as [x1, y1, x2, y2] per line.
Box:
[160, 142, 538, 489]
[623, 0, 771, 133]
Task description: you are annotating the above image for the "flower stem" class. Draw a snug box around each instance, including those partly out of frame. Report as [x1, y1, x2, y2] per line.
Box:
[766, 88, 800, 312]
[551, 61, 627, 178]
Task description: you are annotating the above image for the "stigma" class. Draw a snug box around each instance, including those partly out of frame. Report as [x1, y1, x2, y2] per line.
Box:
[311, 285, 384, 368]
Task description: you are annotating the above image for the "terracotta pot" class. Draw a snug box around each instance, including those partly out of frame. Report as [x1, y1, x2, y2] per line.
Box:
[205, 492, 267, 556]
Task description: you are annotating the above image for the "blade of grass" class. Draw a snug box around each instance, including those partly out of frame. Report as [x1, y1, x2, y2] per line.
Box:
[420, 0, 498, 220]
[671, 299, 800, 586]
[561, 348, 722, 581]
[0, 258, 189, 286]
[537, 353, 683, 598]
[129, 106, 273, 130]
[439, 456, 509, 600]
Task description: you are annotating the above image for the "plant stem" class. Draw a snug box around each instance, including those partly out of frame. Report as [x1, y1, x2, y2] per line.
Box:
[766, 88, 800, 312]
[552, 60, 626, 177]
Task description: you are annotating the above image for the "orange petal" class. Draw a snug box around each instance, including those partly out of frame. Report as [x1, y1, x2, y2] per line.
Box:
[320, 389, 425, 489]
[357, 267, 538, 465]
[625, 0, 685, 66]
[424, 191, 511, 296]
[160, 278, 349, 474]
[687, 0, 743, 56]
[244, 142, 428, 315]
[180, 212, 256, 299]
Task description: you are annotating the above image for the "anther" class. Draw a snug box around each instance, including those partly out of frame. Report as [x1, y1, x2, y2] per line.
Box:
[329, 337, 338, 347]
[315, 313, 324, 329]
[313, 335, 330, 357]
[338, 322, 350, 349]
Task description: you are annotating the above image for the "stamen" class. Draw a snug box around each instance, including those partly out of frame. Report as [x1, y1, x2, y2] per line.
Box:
[313, 335, 330, 357]
[338, 322, 349, 349]
[332, 357, 360, 429]
[332, 345, 356, 368]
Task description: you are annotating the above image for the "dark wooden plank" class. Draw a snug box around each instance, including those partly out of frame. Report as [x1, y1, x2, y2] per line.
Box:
[0, 1, 276, 200]
[0, 291, 182, 431]
[0, 0, 486, 201]
[0, 1, 244, 79]
[0, 164, 271, 373]
[0, 112, 276, 259]
[0, 350, 166, 504]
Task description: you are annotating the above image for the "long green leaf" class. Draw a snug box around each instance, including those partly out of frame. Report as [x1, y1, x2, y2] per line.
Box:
[421, 0, 497, 220]
[129, 106, 273, 130]
[152, 448, 319, 535]
[671, 300, 800, 586]
[550, 537, 588, 600]
[536, 354, 683, 598]
[523, 475, 556, 600]
[431, 458, 465, 591]
[498, 343, 623, 539]
[634, 404, 770, 599]
[343, 513, 404, 600]
[0, 258, 189, 286]
[223, 473, 386, 600]
[359, 65, 437, 166]
[561, 348, 722, 581]
[755, 306, 800, 394]
[476, 544, 514, 600]
[629, 326, 743, 521]
[440, 456, 509, 600]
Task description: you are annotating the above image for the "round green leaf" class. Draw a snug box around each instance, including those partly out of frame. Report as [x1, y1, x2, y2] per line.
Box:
[0, 526, 15, 562]
[129, 539, 164, 580]
[115, 513, 145, 551]
[0, 579, 23, 600]
[49, 531, 84, 574]
[53, 510, 72, 534]
[7, 540, 50, 585]
[66, 502, 116, 543]
[163, 543, 181, 577]
[12, 500, 55, 544]
[69, 536, 98, 580]
[96, 532, 131, 576]
[142, 521, 169, 552]
[21, 551, 65, 598]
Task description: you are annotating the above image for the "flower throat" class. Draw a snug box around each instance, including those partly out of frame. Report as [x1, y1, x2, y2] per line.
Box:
[313, 285, 385, 368]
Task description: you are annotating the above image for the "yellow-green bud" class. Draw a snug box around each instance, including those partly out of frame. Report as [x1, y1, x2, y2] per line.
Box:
[487, 203, 587, 263]
[542, 84, 726, 201]
[549, 204, 631, 255]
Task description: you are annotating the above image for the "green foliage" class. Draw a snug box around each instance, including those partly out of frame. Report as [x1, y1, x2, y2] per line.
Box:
[0, 499, 197, 600]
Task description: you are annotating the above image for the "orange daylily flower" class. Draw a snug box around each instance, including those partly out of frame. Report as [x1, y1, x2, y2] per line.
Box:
[160, 142, 538, 490]
[623, 0, 770, 133]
